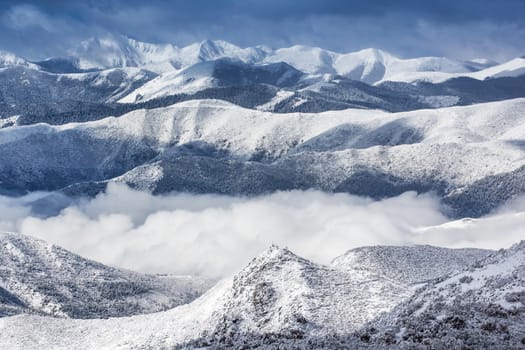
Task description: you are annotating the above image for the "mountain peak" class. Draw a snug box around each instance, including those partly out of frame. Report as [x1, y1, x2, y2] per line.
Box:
[71, 35, 180, 72]
[232, 245, 312, 285]
[253, 244, 300, 264]
[353, 47, 394, 59]
[0, 50, 36, 69]
[47, 36, 524, 82]
[197, 39, 226, 60]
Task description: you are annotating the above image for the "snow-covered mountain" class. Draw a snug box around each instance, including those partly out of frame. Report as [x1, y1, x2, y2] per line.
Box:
[0, 35, 523, 350]
[0, 50, 38, 69]
[0, 239, 493, 349]
[118, 58, 305, 102]
[67, 36, 510, 84]
[0, 36, 523, 121]
[0, 232, 213, 318]
[59, 36, 525, 106]
[263, 46, 474, 83]
[71, 36, 270, 74]
[331, 245, 492, 285]
[384, 57, 525, 84]
[367, 241, 525, 349]
[2, 98, 524, 217]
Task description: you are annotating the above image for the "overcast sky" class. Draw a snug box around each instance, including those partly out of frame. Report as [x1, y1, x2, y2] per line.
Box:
[1, 0, 524, 61]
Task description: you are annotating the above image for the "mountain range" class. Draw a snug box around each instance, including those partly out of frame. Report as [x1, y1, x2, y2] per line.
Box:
[2, 233, 524, 349]
[1, 36, 525, 121]
[1, 35, 524, 218]
[2, 98, 525, 217]
[1, 35, 525, 349]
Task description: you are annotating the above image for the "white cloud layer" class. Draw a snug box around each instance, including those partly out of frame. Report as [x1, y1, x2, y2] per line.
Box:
[0, 183, 524, 278]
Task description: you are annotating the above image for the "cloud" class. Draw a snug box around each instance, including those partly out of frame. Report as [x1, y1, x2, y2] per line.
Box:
[1, 184, 524, 278]
[0, 1, 523, 61]
[3, 5, 56, 32]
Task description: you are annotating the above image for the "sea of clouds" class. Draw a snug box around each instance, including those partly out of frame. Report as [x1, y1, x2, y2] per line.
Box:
[1, 183, 524, 278]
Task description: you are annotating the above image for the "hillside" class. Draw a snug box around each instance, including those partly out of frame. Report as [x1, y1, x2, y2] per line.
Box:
[0, 240, 492, 349]
[2, 98, 525, 217]
[368, 241, 525, 349]
[0, 232, 213, 318]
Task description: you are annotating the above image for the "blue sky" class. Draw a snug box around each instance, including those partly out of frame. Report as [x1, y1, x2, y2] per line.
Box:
[1, 0, 524, 61]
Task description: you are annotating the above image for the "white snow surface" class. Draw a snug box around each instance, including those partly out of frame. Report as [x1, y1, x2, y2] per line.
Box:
[3, 98, 525, 190]
[384, 57, 525, 84]
[72, 36, 269, 74]
[0, 232, 213, 319]
[0, 51, 38, 69]
[118, 60, 219, 102]
[0, 242, 493, 349]
[377, 241, 525, 327]
[67, 36, 521, 87]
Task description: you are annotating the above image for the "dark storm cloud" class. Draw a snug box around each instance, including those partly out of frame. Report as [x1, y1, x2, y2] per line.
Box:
[0, 0, 524, 61]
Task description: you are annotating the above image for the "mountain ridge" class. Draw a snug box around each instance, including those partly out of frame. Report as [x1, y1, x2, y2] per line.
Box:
[0, 231, 213, 319]
[2, 98, 524, 217]
[67, 35, 515, 85]
[0, 235, 500, 349]
[11, 35, 522, 85]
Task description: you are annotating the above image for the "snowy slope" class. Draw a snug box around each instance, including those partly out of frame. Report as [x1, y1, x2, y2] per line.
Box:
[470, 57, 525, 80]
[368, 241, 525, 349]
[384, 57, 525, 83]
[0, 243, 494, 349]
[118, 58, 304, 103]
[71, 36, 269, 74]
[2, 98, 525, 216]
[0, 65, 157, 118]
[331, 245, 490, 285]
[0, 232, 213, 318]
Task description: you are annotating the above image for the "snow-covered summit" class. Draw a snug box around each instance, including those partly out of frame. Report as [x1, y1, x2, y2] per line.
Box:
[63, 35, 516, 84]
[70, 36, 269, 74]
[245, 244, 302, 265]
[71, 36, 180, 73]
[0, 50, 37, 69]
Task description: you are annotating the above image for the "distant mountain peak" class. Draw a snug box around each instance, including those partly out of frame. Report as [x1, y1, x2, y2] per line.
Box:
[0, 50, 37, 69]
[34, 36, 517, 83]
[196, 39, 231, 61]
